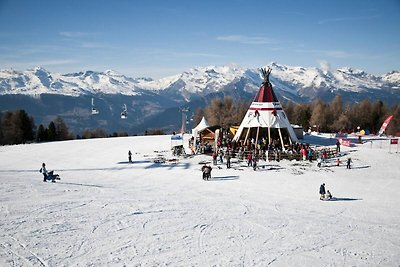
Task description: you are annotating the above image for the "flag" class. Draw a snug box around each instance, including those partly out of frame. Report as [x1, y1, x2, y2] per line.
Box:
[378, 115, 393, 136]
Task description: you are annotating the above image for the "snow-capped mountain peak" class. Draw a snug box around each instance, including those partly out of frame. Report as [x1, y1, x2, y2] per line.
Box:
[0, 63, 399, 104]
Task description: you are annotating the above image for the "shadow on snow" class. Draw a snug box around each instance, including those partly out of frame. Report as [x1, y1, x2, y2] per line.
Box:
[325, 197, 362, 201]
[209, 175, 240, 181]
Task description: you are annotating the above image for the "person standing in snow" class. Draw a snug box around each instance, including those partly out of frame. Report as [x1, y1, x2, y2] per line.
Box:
[336, 140, 341, 153]
[346, 158, 352, 169]
[247, 152, 252, 167]
[128, 150, 132, 163]
[212, 151, 217, 165]
[319, 183, 326, 200]
[40, 163, 48, 182]
[219, 150, 224, 164]
[225, 150, 231, 169]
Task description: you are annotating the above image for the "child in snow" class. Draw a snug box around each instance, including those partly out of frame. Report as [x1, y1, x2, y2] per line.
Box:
[326, 190, 333, 200]
[336, 158, 341, 166]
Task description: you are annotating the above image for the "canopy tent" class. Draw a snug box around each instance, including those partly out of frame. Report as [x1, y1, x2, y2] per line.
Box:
[192, 116, 210, 134]
[191, 116, 210, 144]
[233, 68, 298, 150]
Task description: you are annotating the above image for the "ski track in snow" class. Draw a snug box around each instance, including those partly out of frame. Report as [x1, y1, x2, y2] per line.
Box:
[0, 134, 400, 266]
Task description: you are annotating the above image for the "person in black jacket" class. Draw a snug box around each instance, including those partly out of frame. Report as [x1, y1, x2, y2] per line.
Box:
[319, 183, 326, 200]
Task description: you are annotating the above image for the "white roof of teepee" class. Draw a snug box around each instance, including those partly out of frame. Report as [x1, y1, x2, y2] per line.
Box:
[233, 68, 298, 143]
[192, 116, 210, 133]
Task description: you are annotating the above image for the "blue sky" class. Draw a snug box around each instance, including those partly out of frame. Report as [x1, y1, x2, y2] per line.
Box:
[0, 0, 399, 78]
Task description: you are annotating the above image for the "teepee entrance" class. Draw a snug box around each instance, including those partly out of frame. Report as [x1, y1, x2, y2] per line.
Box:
[233, 68, 298, 150]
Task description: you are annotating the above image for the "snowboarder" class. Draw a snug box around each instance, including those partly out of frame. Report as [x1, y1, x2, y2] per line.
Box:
[319, 183, 326, 200]
[346, 158, 352, 169]
[201, 164, 212, 180]
[128, 150, 132, 163]
[40, 163, 60, 182]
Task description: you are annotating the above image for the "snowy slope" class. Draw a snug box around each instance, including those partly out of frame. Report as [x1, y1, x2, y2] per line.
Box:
[0, 134, 399, 266]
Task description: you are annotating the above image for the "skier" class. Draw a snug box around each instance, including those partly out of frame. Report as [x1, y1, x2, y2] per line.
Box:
[346, 158, 352, 169]
[319, 183, 326, 200]
[128, 150, 132, 163]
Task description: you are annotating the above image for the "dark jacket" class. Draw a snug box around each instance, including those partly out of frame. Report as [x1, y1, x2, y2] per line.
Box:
[319, 184, 326, 194]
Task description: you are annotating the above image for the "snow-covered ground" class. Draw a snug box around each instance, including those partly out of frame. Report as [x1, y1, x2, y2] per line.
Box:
[0, 133, 399, 266]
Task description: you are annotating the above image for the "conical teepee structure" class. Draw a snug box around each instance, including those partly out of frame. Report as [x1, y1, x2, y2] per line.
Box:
[233, 68, 298, 149]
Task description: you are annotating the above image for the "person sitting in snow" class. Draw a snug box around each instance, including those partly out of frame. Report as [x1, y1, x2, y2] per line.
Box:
[326, 190, 333, 200]
[40, 163, 60, 182]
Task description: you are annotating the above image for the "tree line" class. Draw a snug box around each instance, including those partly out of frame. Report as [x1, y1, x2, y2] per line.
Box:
[194, 96, 399, 135]
[1, 97, 398, 145]
[0, 109, 129, 145]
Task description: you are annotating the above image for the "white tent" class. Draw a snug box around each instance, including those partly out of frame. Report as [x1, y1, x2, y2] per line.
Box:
[191, 116, 210, 149]
[233, 68, 298, 150]
[192, 116, 210, 134]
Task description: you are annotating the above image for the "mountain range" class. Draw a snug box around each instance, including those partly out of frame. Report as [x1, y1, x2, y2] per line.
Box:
[1, 63, 399, 134]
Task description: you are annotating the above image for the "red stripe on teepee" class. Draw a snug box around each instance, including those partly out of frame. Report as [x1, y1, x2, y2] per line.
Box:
[249, 107, 282, 111]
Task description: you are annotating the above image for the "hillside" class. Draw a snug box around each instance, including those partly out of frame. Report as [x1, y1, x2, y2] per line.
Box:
[0, 134, 399, 265]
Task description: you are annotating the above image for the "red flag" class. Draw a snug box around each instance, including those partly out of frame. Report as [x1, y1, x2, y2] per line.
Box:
[390, 139, 398, 145]
[378, 115, 393, 136]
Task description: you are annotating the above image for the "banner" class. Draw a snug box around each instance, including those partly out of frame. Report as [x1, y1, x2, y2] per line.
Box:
[338, 138, 351, 147]
[378, 115, 393, 136]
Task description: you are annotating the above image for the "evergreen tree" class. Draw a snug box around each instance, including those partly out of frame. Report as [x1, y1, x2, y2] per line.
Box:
[36, 124, 47, 142]
[371, 101, 387, 133]
[47, 121, 56, 141]
[54, 116, 71, 141]
[0, 112, 14, 145]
